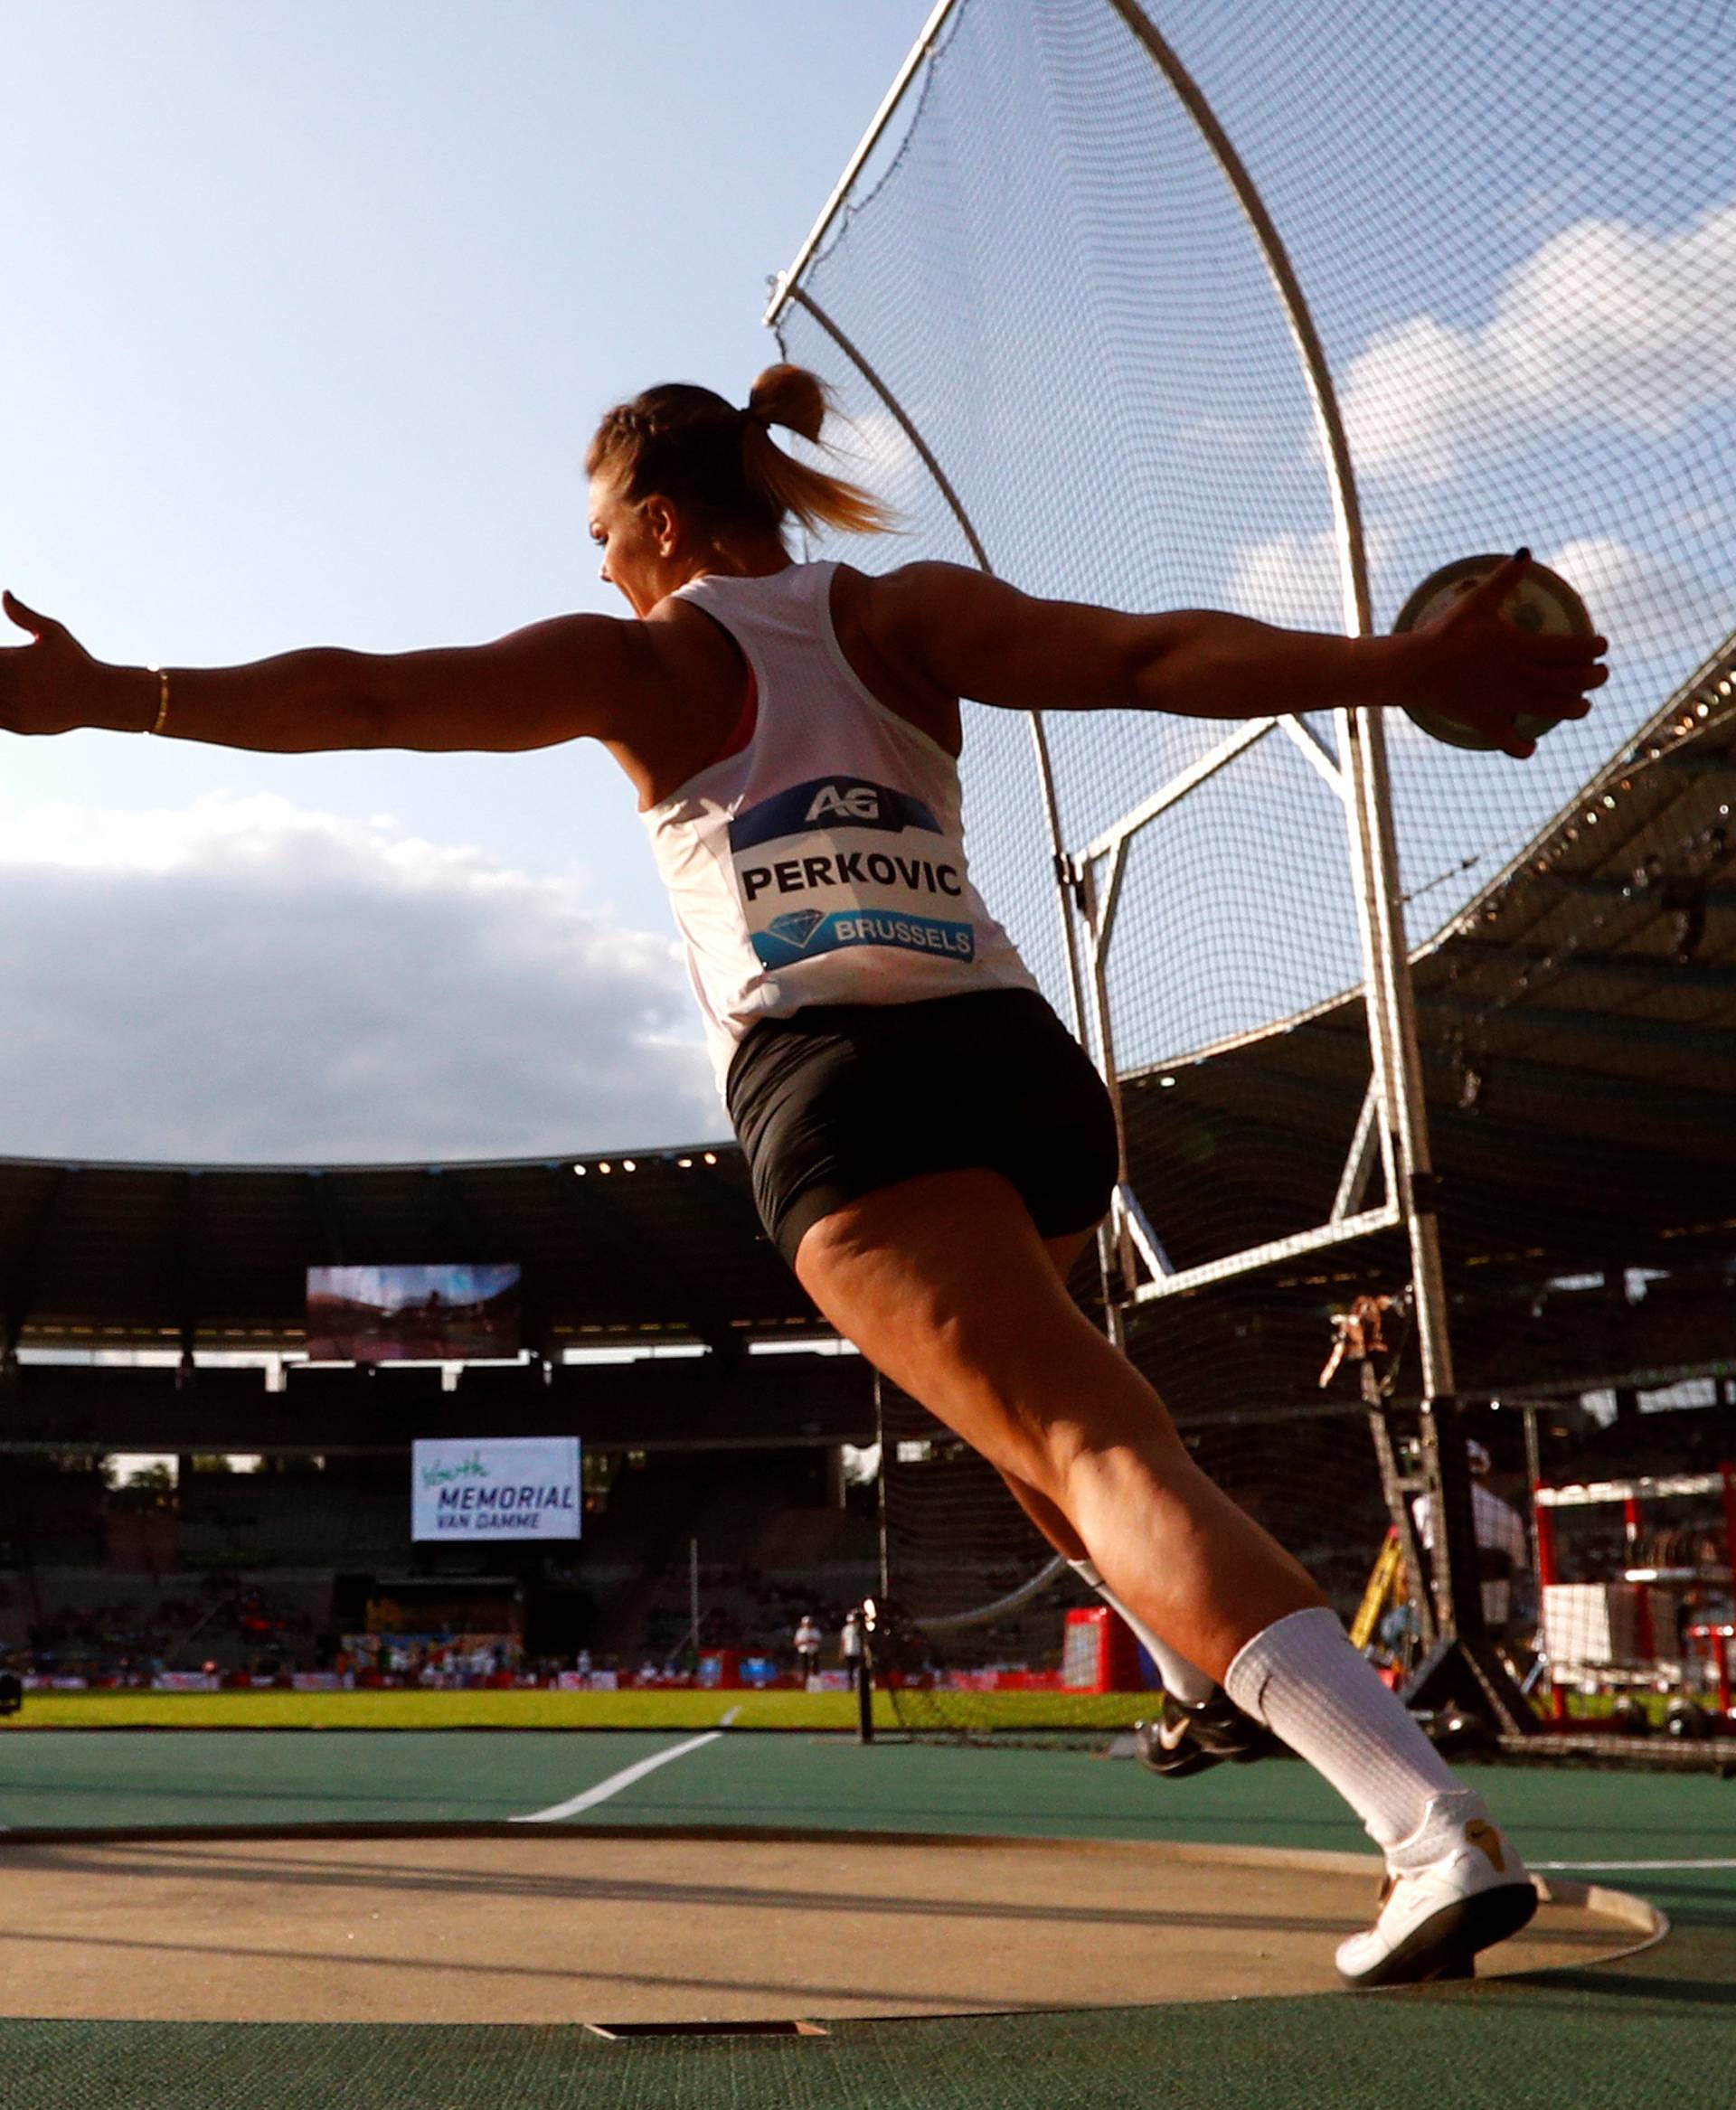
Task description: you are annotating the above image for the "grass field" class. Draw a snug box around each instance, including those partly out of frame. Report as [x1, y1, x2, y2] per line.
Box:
[11, 1683, 1727, 1745]
[0, 1687, 1157, 1733]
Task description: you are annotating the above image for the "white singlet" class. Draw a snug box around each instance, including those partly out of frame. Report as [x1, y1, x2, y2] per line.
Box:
[640, 561, 1039, 1093]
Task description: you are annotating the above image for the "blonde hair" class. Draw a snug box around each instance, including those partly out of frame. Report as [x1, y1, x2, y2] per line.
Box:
[586, 364, 896, 542]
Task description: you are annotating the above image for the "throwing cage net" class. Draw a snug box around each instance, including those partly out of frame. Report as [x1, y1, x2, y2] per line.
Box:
[768, 0, 1736, 1743]
[873, 1375, 1394, 1742]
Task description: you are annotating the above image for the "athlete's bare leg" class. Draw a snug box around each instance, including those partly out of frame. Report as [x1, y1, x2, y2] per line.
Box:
[987, 1228, 1097, 1561]
[796, 1168, 1323, 1679]
[803, 1165, 1529, 1983]
[995, 1459, 1088, 1561]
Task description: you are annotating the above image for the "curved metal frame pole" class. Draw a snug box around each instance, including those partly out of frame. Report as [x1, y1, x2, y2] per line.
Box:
[778, 285, 1093, 1077]
[918, 1550, 1070, 1634]
[784, 287, 1134, 1337]
[777, 285, 1107, 1624]
[1105, 0, 1455, 1398]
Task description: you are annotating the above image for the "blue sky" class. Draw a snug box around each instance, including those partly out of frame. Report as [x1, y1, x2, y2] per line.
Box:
[1, 2, 932, 1160]
[4, 1, 1731, 1165]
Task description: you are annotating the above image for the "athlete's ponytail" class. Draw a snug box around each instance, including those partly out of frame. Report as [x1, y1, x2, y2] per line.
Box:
[587, 364, 897, 544]
[740, 365, 897, 538]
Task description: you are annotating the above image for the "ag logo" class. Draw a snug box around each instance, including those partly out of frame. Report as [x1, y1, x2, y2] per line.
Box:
[767, 909, 826, 950]
[805, 783, 880, 824]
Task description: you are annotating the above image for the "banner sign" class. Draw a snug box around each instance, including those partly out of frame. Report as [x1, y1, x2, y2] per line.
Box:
[411, 1436, 582, 1541]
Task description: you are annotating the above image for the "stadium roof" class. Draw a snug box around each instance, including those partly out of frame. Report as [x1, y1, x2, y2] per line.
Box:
[0, 1142, 817, 1357]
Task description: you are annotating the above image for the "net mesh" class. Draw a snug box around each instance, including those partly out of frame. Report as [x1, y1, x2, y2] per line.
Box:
[873, 1378, 1395, 1742]
[773, 0, 1736, 1733]
[871, 1380, 1132, 1741]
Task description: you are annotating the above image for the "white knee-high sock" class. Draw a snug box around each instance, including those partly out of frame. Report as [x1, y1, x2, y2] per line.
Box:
[1224, 1605, 1475, 1849]
[1068, 1558, 1215, 1706]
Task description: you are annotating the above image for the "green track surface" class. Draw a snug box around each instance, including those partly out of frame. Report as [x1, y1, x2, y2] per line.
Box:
[2, 1731, 1731, 2107]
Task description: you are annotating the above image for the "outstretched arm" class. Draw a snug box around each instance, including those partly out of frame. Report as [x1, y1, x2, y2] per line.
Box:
[0, 590, 648, 753]
[870, 554, 1608, 759]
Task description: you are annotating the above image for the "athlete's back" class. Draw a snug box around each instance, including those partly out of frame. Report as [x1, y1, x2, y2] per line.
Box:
[640, 560, 1036, 1089]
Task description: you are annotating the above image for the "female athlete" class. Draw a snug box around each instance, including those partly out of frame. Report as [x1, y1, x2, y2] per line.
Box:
[0, 364, 1607, 1985]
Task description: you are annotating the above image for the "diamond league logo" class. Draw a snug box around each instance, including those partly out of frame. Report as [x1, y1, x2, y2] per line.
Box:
[766, 908, 826, 950]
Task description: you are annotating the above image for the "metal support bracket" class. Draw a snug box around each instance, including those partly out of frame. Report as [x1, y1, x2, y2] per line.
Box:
[1331, 1079, 1382, 1223]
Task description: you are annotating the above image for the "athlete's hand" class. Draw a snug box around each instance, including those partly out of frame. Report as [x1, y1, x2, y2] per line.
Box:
[1400, 552, 1609, 758]
[0, 590, 125, 737]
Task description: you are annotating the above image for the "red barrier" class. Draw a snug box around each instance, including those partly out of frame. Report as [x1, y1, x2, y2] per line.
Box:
[1061, 1606, 1143, 1692]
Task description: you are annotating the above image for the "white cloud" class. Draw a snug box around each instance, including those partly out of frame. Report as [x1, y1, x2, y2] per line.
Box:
[813, 401, 920, 483]
[1341, 316, 1485, 488]
[1227, 519, 1410, 633]
[1544, 535, 1728, 650]
[1342, 201, 1736, 485]
[0, 792, 718, 1162]
[1227, 529, 1347, 631]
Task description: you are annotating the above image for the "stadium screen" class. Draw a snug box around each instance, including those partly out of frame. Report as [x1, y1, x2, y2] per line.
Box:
[306, 1263, 522, 1364]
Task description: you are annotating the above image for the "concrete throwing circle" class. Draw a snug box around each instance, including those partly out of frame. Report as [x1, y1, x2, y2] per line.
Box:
[0, 1829, 1660, 2024]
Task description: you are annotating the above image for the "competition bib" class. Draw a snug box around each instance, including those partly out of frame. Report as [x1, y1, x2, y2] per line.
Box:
[728, 775, 977, 972]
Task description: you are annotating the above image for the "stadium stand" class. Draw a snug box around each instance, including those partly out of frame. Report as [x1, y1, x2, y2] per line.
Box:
[0, 1146, 885, 1678]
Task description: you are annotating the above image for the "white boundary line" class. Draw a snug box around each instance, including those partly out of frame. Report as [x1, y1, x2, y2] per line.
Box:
[1532, 1858, 1736, 1872]
[510, 1709, 740, 1825]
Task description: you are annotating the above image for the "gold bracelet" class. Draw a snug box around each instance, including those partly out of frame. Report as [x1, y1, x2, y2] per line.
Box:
[148, 667, 170, 736]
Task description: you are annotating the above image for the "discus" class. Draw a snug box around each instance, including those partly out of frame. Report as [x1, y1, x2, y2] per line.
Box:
[1392, 553, 1592, 751]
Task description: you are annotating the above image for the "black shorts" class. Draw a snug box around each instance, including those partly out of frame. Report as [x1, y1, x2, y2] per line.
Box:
[725, 986, 1119, 1268]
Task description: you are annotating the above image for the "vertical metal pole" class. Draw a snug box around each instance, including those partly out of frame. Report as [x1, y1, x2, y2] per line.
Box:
[855, 1620, 875, 1746]
[1625, 1493, 1656, 1662]
[1363, 1376, 1436, 1652]
[1107, 0, 1458, 1395]
[1335, 709, 1402, 1227]
[1349, 713, 1456, 1397]
[1073, 853, 1138, 1342]
[1720, 1462, 1736, 1587]
[873, 1373, 892, 1605]
[1029, 716, 1093, 1053]
[1522, 1404, 1544, 1597]
[1533, 1487, 1567, 1721]
[1418, 1396, 1484, 1639]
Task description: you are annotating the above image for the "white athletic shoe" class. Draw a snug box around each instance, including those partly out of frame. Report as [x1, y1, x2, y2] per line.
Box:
[1336, 1790, 1537, 1989]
